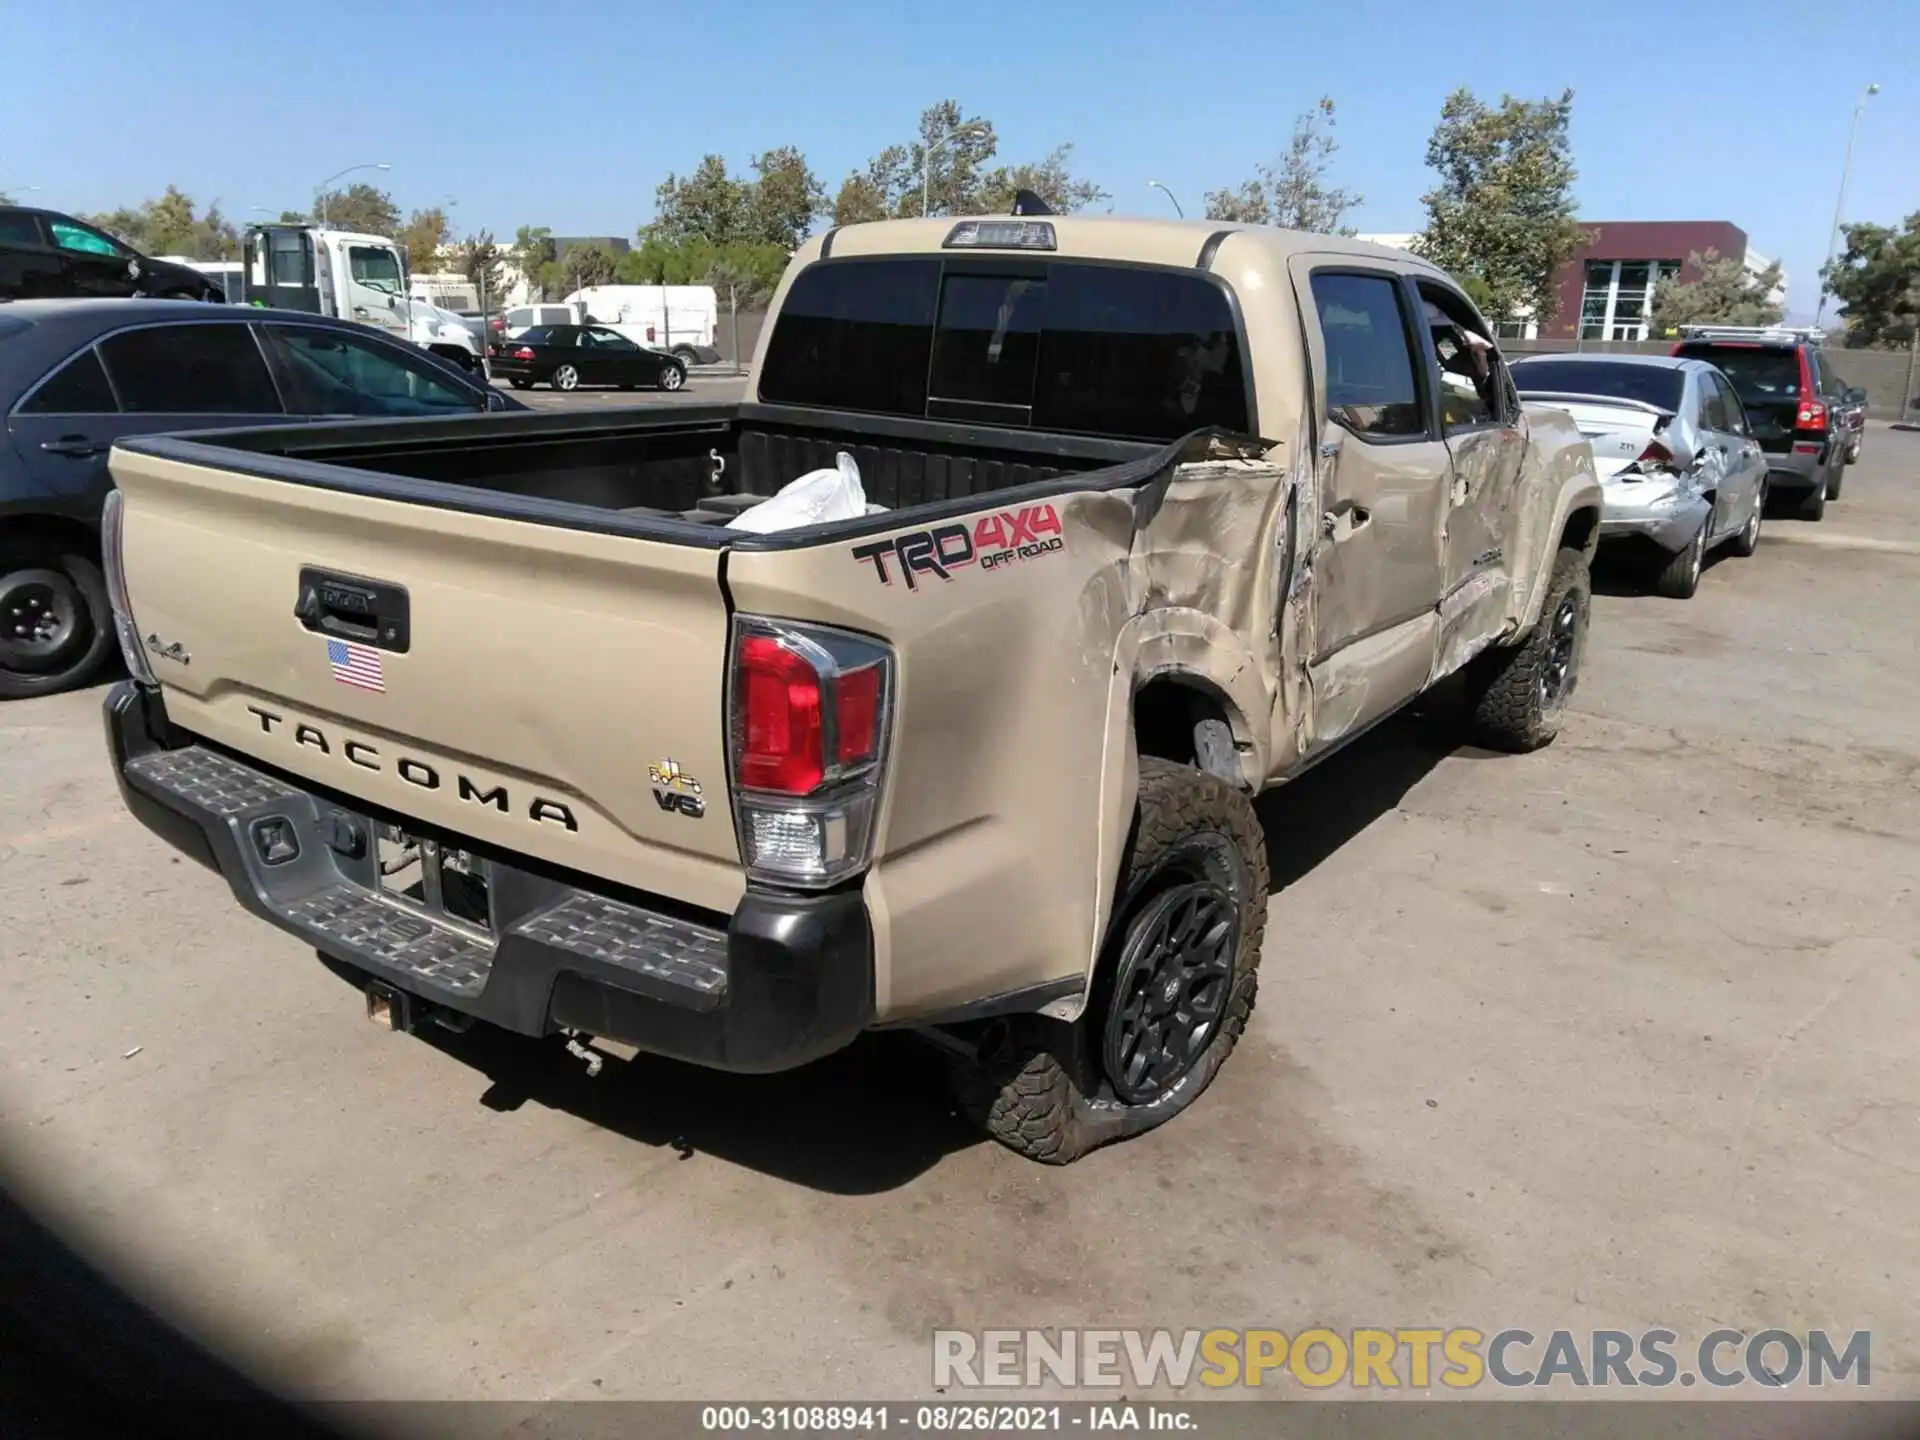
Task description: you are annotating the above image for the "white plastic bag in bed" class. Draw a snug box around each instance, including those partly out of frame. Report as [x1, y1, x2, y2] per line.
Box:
[726, 451, 884, 533]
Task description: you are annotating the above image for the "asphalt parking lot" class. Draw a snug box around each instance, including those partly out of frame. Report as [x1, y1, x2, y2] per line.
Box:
[2, 424, 1917, 1405]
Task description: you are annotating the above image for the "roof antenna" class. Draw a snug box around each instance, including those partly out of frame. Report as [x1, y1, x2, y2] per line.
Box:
[1010, 189, 1054, 217]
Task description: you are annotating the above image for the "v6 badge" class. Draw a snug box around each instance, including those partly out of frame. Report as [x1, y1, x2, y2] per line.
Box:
[648, 758, 706, 819]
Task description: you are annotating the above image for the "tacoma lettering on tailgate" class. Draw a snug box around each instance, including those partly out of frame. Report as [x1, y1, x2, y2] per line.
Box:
[244, 706, 578, 831]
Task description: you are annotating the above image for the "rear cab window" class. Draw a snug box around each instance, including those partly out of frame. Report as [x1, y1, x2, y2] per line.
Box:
[759, 257, 1250, 442]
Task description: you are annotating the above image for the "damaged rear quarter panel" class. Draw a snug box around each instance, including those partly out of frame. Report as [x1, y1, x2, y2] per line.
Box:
[722, 438, 1293, 1022]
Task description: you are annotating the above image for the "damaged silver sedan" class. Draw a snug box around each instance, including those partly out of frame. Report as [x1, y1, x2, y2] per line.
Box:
[1510, 354, 1768, 599]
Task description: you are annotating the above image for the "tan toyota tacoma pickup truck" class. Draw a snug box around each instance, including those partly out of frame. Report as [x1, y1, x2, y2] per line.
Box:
[100, 215, 1601, 1163]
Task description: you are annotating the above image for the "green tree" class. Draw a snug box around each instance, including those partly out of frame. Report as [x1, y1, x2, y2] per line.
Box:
[648, 148, 826, 250]
[1823, 212, 1920, 347]
[397, 207, 451, 274]
[1412, 88, 1586, 327]
[511, 225, 557, 299]
[832, 101, 1105, 222]
[1204, 98, 1362, 234]
[745, 146, 827, 251]
[978, 144, 1107, 216]
[830, 173, 889, 227]
[277, 209, 309, 224]
[86, 187, 240, 259]
[554, 240, 621, 294]
[1648, 248, 1786, 334]
[448, 230, 507, 305]
[617, 235, 788, 302]
[314, 182, 400, 235]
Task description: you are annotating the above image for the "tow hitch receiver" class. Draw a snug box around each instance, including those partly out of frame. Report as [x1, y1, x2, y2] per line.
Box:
[365, 980, 414, 1033]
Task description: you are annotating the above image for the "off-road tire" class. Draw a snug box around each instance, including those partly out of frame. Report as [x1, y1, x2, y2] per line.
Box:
[1654, 520, 1707, 600]
[1798, 485, 1826, 521]
[0, 543, 113, 700]
[948, 758, 1268, 1165]
[1460, 546, 1590, 753]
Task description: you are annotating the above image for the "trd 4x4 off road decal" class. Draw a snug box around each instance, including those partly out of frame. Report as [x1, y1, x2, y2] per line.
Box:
[852, 503, 1064, 590]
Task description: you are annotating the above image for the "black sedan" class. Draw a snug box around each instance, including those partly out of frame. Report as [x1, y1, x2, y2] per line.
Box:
[1, 205, 224, 302]
[1, 299, 518, 698]
[489, 324, 688, 392]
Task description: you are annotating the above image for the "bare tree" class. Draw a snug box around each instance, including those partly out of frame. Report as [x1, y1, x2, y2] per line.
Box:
[1204, 99, 1362, 234]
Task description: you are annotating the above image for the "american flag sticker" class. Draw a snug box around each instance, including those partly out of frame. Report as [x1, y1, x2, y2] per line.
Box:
[326, 638, 385, 693]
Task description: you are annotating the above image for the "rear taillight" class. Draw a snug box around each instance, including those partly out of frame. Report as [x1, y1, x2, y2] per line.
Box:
[728, 617, 892, 887]
[1794, 348, 1827, 431]
[1632, 439, 1676, 471]
[512, 346, 535, 360]
[100, 490, 156, 686]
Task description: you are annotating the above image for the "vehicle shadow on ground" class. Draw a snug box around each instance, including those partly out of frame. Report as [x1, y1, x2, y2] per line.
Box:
[411, 1017, 980, 1195]
[1255, 691, 1462, 890]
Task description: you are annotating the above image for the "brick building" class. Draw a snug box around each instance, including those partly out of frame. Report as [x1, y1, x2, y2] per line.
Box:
[1357, 221, 1786, 342]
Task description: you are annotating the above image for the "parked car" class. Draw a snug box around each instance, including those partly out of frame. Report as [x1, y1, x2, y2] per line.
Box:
[487, 323, 688, 392]
[100, 217, 1602, 1164]
[1, 300, 518, 698]
[1, 206, 224, 303]
[1828, 372, 1869, 464]
[1669, 327, 1848, 519]
[1511, 354, 1766, 599]
[490, 303, 580, 347]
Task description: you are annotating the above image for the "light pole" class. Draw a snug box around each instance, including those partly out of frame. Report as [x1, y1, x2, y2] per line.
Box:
[315, 162, 391, 229]
[1147, 181, 1185, 219]
[921, 123, 987, 219]
[1815, 83, 1879, 329]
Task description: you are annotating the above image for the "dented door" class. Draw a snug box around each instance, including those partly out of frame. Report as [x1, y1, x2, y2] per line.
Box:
[1415, 279, 1528, 670]
[1288, 260, 1450, 740]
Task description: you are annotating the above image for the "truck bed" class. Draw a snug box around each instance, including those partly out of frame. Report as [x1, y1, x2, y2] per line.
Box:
[120, 402, 1161, 544]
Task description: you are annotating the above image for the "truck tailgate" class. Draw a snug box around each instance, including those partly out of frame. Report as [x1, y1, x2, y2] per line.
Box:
[110, 447, 746, 915]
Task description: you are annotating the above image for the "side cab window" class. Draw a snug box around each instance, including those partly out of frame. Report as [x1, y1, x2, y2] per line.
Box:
[1416, 281, 1515, 432]
[1306, 270, 1428, 443]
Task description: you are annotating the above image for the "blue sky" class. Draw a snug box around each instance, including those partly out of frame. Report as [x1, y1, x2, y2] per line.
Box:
[5, 0, 1914, 318]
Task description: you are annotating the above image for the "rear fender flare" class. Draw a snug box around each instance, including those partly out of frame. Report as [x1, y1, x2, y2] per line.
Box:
[1060, 608, 1269, 1023]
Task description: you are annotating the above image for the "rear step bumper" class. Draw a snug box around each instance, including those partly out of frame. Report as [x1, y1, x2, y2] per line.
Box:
[104, 681, 874, 1074]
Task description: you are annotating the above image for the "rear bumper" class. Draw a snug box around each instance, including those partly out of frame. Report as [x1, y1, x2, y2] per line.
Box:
[1597, 481, 1709, 553]
[1762, 444, 1828, 492]
[104, 682, 874, 1074]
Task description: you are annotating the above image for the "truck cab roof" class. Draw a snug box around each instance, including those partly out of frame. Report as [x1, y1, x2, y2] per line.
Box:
[808, 214, 1450, 275]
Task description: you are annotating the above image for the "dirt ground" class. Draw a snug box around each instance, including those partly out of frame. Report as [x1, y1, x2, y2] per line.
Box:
[2, 427, 1916, 1405]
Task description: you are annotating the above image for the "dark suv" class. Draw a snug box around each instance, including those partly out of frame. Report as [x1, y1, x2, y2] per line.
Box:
[1671, 328, 1854, 521]
[1, 206, 223, 304]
